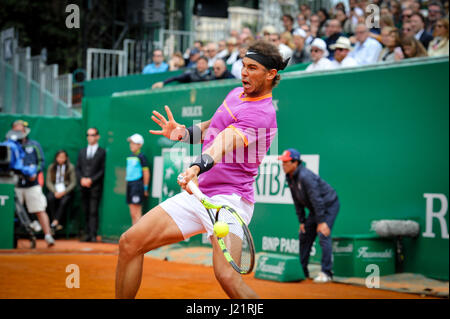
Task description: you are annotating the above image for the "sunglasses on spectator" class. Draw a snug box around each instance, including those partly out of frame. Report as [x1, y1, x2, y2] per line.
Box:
[87, 134, 97, 137]
[311, 48, 322, 53]
[435, 24, 445, 28]
[402, 14, 412, 18]
[403, 28, 412, 31]
[429, 9, 441, 13]
[335, 48, 345, 51]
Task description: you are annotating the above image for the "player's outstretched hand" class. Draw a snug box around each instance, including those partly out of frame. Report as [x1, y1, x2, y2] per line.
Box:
[149, 105, 186, 141]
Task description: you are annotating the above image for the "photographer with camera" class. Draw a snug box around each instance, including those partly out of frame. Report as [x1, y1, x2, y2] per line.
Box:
[8, 120, 55, 247]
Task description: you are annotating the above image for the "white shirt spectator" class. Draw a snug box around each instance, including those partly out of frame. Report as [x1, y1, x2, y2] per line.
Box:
[348, 37, 382, 65]
[231, 59, 243, 79]
[305, 57, 334, 72]
[331, 56, 359, 68]
[278, 43, 293, 60]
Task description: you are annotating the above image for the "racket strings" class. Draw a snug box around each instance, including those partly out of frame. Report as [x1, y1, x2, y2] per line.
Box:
[217, 207, 252, 273]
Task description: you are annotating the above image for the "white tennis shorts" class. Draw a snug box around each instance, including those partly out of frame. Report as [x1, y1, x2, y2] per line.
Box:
[15, 185, 47, 213]
[159, 191, 254, 240]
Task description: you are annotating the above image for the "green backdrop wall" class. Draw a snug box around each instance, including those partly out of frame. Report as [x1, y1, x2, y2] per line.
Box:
[85, 57, 449, 280]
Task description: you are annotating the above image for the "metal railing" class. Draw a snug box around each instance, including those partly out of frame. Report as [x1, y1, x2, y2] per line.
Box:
[0, 28, 75, 116]
[85, 48, 127, 81]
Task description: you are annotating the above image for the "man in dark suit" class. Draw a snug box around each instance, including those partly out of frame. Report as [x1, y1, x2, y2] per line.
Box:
[76, 127, 106, 242]
[410, 12, 434, 50]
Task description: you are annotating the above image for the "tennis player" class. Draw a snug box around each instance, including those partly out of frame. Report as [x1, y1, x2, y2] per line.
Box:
[115, 40, 287, 299]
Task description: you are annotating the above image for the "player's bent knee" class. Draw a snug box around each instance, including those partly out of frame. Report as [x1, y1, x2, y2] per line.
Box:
[118, 231, 140, 259]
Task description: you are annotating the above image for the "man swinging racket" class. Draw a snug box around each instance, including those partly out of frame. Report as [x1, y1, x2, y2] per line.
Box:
[115, 40, 288, 299]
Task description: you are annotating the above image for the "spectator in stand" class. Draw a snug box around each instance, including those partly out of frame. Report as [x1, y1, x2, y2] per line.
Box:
[217, 37, 239, 65]
[426, 1, 444, 34]
[217, 40, 227, 58]
[309, 14, 321, 39]
[324, 19, 344, 59]
[398, 35, 429, 59]
[428, 18, 449, 56]
[402, 22, 415, 37]
[168, 52, 185, 71]
[269, 32, 293, 60]
[281, 31, 296, 50]
[205, 42, 219, 67]
[152, 56, 214, 89]
[410, 0, 421, 13]
[297, 13, 307, 28]
[282, 14, 296, 34]
[183, 41, 203, 66]
[370, 15, 396, 43]
[230, 43, 249, 79]
[401, 7, 414, 25]
[288, 28, 311, 65]
[390, 1, 403, 28]
[317, 8, 330, 37]
[300, 24, 315, 46]
[212, 59, 235, 80]
[300, 3, 312, 21]
[348, 24, 383, 65]
[330, 36, 359, 68]
[305, 38, 333, 72]
[186, 48, 201, 69]
[335, 8, 354, 36]
[261, 25, 277, 42]
[46, 150, 76, 233]
[410, 12, 434, 49]
[142, 49, 169, 74]
[378, 27, 403, 62]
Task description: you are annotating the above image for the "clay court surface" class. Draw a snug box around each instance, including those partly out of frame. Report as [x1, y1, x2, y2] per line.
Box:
[0, 239, 438, 299]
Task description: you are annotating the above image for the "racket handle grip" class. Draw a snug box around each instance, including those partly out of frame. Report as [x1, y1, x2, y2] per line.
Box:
[187, 180, 205, 201]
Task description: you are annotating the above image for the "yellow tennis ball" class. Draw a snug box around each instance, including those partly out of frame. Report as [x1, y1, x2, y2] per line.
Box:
[213, 221, 229, 238]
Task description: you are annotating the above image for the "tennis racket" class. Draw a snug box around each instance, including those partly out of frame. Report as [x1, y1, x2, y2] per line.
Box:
[178, 176, 256, 275]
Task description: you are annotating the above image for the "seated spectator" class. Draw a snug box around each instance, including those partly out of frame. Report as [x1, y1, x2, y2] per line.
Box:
[398, 35, 429, 59]
[151, 56, 213, 89]
[217, 37, 239, 65]
[288, 28, 311, 65]
[428, 18, 449, 56]
[297, 13, 307, 28]
[261, 25, 277, 41]
[217, 40, 227, 58]
[168, 52, 185, 71]
[410, 0, 421, 13]
[186, 48, 201, 69]
[401, 7, 414, 25]
[325, 19, 344, 59]
[281, 31, 296, 50]
[309, 14, 321, 39]
[330, 36, 359, 68]
[410, 12, 434, 49]
[142, 49, 169, 74]
[402, 22, 415, 37]
[348, 24, 383, 65]
[269, 32, 293, 61]
[205, 42, 219, 67]
[212, 59, 235, 80]
[46, 150, 76, 232]
[305, 38, 334, 72]
[231, 43, 249, 79]
[426, 1, 444, 34]
[335, 8, 354, 36]
[300, 24, 314, 46]
[317, 8, 330, 37]
[300, 3, 312, 21]
[282, 14, 296, 34]
[378, 27, 402, 62]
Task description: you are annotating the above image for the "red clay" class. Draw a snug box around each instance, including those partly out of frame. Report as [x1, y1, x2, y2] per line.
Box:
[0, 240, 437, 299]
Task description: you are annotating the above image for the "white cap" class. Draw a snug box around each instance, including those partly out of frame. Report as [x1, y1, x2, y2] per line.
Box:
[310, 38, 329, 57]
[329, 36, 352, 50]
[293, 28, 307, 38]
[127, 133, 144, 145]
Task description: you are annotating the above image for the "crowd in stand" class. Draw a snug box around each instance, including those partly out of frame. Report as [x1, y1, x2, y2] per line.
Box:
[144, 0, 448, 87]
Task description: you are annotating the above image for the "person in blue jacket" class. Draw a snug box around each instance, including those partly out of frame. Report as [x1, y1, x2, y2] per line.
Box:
[279, 148, 340, 283]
